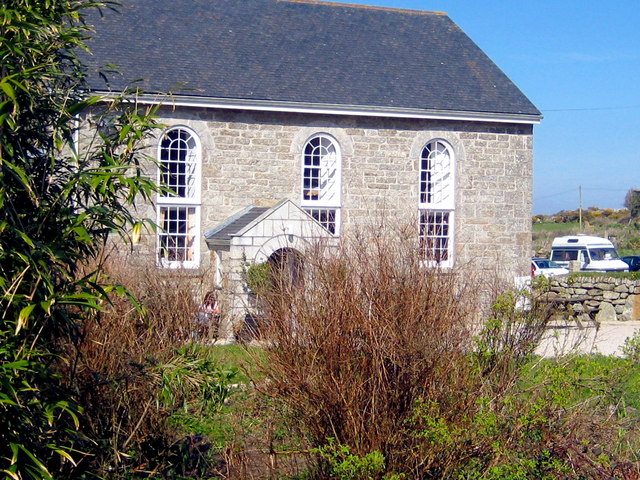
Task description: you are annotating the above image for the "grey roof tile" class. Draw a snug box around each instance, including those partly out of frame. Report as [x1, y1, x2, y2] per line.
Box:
[83, 0, 540, 117]
[204, 206, 270, 250]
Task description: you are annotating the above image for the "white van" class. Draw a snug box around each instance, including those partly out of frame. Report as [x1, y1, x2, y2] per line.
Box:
[550, 235, 628, 272]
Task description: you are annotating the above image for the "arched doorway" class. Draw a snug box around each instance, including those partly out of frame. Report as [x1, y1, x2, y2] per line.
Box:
[238, 248, 304, 342]
[267, 247, 304, 287]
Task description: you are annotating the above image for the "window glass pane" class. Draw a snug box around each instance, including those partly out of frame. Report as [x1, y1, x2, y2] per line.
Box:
[419, 210, 450, 263]
[302, 134, 338, 205]
[160, 128, 197, 199]
[305, 207, 337, 235]
[552, 250, 578, 262]
[158, 206, 197, 263]
[420, 140, 452, 207]
[301, 134, 341, 233]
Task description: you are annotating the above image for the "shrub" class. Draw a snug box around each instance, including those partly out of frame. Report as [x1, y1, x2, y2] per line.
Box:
[312, 438, 386, 480]
[254, 227, 640, 479]
[245, 261, 275, 296]
[0, 1, 162, 477]
[57, 254, 237, 477]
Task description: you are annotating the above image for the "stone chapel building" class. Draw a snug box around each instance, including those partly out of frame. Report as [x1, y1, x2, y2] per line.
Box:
[84, 0, 541, 337]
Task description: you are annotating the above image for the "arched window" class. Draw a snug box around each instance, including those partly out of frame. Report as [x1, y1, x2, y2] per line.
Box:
[301, 134, 341, 234]
[157, 126, 201, 268]
[419, 139, 454, 266]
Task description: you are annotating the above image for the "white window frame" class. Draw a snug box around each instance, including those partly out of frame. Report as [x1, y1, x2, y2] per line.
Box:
[157, 126, 201, 268]
[419, 139, 455, 267]
[301, 133, 341, 235]
[419, 210, 454, 266]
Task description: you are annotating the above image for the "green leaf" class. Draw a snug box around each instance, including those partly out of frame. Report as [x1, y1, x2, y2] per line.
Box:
[0, 79, 17, 101]
[16, 304, 36, 334]
[131, 221, 142, 244]
[118, 123, 131, 142]
[16, 229, 35, 248]
[0, 468, 19, 480]
[52, 448, 76, 467]
[0, 393, 19, 407]
[71, 225, 91, 243]
[40, 298, 53, 314]
[17, 444, 53, 479]
[1, 360, 30, 370]
[9, 443, 19, 464]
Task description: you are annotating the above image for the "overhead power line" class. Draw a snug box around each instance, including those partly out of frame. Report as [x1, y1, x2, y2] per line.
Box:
[535, 186, 628, 201]
[542, 105, 640, 113]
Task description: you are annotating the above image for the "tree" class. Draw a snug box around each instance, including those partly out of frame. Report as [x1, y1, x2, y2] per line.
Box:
[0, 1, 160, 477]
[624, 189, 640, 219]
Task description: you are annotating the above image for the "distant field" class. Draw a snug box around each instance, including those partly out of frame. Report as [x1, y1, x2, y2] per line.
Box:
[532, 221, 580, 233]
[532, 220, 640, 257]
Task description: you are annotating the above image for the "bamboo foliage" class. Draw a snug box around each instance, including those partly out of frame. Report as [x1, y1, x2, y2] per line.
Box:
[0, 1, 162, 477]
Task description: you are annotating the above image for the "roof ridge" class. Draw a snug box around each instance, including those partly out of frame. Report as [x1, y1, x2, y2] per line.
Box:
[279, 0, 446, 16]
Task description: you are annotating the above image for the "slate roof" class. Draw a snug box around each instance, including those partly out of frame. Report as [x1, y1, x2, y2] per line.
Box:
[204, 206, 270, 251]
[83, 0, 540, 119]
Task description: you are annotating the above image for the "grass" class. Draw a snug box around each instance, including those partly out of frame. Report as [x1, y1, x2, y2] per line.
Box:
[167, 344, 311, 479]
[200, 344, 640, 408]
[522, 353, 640, 411]
[208, 344, 263, 383]
[91, 248, 640, 478]
[208, 343, 640, 405]
[168, 345, 258, 447]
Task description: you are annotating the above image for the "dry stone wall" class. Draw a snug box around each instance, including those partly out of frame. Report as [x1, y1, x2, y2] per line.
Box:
[543, 276, 640, 323]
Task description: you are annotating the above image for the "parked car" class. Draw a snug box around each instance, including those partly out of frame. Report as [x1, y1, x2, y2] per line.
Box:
[550, 235, 628, 272]
[621, 255, 640, 272]
[531, 258, 569, 278]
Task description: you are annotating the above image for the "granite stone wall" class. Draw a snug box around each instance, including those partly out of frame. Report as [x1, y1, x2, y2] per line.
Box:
[142, 106, 534, 280]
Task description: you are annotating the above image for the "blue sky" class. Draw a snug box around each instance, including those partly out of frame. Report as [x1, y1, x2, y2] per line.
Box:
[331, 0, 640, 214]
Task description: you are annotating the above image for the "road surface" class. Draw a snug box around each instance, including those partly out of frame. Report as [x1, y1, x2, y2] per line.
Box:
[536, 320, 640, 357]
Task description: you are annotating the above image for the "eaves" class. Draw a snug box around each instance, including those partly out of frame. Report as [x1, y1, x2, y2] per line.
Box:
[93, 91, 543, 125]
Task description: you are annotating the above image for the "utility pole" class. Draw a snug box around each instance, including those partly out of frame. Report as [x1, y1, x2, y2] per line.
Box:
[579, 185, 583, 231]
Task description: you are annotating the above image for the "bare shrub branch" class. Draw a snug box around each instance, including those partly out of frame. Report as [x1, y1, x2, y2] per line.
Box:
[58, 252, 225, 475]
[252, 224, 639, 479]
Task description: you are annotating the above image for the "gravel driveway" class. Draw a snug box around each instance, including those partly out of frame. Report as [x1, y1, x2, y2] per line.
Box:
[536, 320, 640, 357]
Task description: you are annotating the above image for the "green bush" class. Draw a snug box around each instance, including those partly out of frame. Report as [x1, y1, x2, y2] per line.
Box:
[0, 1, 163, 477]
[245, 262, 275, 296]
[312, 438, 386, 480]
